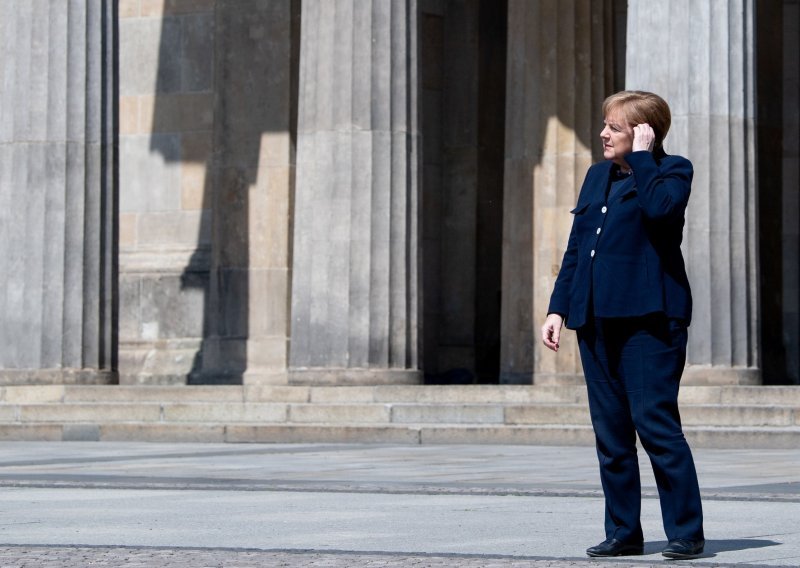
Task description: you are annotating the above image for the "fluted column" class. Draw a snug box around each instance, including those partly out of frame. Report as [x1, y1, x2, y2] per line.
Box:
[0, 0, 117, 384]
[501, 0, 615, 384]
[289, 0, 421, 384]
[626, 0, 760, 384]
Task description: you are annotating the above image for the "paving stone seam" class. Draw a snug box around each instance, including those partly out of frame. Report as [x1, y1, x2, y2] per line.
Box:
[0, 443, 371, 468]
[0, 480, 796, 503]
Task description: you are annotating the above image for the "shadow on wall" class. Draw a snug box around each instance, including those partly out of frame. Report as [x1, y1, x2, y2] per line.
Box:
[147, 1, 299, 384]
[140, 0, 628, 385]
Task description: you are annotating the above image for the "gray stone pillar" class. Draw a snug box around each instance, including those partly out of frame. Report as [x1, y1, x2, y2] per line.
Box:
[626, 0, 760, 384]
[289, 0, 421, 385]
[501, 0, 615, 384]
[0, 0, 117, 384]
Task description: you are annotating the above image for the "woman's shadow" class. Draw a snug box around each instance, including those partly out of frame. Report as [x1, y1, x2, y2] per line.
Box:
[644, 538, 781, 559]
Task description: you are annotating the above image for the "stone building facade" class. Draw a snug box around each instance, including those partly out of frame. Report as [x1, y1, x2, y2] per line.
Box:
[1, 0, 798, 388]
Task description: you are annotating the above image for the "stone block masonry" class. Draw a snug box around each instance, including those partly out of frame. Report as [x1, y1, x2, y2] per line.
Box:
[117, 0, 297, 385]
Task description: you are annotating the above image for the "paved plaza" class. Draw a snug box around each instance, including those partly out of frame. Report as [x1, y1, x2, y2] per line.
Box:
[0, 442, 797, 567]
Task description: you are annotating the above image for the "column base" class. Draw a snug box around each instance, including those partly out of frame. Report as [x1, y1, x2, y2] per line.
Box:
[289, 368, 422, 386]
[120, 373, 191, 386]
[119, 339, 203, 385]
[242, 370, 289, 385]
[0, 369, 117, 386]
[190, 337, 288, 385]
[183, 370, 290, 386]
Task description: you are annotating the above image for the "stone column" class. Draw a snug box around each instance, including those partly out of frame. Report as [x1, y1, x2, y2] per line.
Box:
[0, 0, 117, 384]
[501, 0, 615, 384]
[289, 0, 421, 385]
[626, 0, 760, 384]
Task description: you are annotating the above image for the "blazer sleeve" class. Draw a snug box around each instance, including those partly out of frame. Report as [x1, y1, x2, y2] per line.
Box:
[547, 164, 600, 319]
[547, 219, 579, 319]
[626, 150, 692, 221]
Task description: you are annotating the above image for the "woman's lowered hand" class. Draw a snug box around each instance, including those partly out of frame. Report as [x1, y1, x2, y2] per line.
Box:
[541, 313, 564, 352]
[632, 123, 655, 152]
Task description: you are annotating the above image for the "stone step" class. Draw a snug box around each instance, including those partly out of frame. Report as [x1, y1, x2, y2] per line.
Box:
[2, 401, 798, 428]
[0, 385, 303, 404]
[12, 403, 163, 423]
[681, 405, 799, 427]
[3, 384, 800, 406]
[163, 403, 288, 423]
[0, 421, 798, 449]
[677, 385, 800, 406]
[61, 384, 587, 405]
[1, 385, 798, 448]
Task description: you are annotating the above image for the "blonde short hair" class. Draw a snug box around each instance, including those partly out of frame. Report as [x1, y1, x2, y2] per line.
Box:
[602, 91, 671, 149]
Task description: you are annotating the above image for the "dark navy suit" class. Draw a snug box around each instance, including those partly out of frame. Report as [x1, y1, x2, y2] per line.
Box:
[548, 148, 692, 329]
[548, 148, 704, 544]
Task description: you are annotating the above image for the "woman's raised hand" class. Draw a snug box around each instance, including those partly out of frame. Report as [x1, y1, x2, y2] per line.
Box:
[632, 123, 655, 152]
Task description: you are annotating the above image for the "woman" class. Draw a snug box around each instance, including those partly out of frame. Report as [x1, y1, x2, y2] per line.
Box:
[541, 91, 705, 559]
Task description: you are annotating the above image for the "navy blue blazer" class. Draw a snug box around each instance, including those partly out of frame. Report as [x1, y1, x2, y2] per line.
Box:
[547, 148, 693, 330]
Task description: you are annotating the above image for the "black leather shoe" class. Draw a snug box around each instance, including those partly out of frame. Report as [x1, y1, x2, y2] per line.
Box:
[662, 538, 705, 559]
[586, 538, 644, 557]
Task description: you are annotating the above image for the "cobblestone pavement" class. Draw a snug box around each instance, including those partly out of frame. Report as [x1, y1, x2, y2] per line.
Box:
[0, 546, 734, 568]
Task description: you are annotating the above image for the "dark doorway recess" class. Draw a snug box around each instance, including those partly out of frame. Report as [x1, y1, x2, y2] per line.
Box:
[756, 0, 800, 385]
[420, 0, 507, 384]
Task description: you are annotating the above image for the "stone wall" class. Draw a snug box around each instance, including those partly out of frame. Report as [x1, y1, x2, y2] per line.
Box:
[3, 0, 797, 388]
[118, 0, 213, 383]
[118, 0, 296, 384]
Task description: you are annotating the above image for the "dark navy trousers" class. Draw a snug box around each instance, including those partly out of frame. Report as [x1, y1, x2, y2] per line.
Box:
[577, 315, 704, 544]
